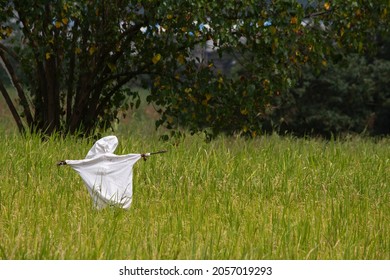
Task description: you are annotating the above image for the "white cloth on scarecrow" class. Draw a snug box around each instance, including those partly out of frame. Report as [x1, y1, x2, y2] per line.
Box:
[65, 135, 143, 209]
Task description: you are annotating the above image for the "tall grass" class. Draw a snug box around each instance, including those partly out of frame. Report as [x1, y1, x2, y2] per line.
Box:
[0, 128, 389, 259]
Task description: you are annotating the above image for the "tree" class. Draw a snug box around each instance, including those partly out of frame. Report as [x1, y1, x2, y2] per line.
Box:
[260, 52, 390, 137]
[1, 1, 149, 135]
[0, 1, 388, 137]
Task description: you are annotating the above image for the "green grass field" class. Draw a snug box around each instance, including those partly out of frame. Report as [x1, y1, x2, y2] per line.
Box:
[0, 123, 389, 259]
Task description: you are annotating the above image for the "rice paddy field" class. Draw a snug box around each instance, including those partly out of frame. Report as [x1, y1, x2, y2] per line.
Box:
[0, 121, 389, 260]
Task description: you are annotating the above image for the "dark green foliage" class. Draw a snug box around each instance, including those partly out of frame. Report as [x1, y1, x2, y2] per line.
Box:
[1, 1, 389, 137]
[262, 53, 390, 137]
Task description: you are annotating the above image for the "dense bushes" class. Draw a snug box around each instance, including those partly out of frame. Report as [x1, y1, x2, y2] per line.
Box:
[262, 53, 390, 138]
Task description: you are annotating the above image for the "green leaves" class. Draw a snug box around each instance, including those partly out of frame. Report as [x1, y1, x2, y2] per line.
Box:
[149, 0, 389, 139]
[262, 51, 390, 137]
[1, 0, 388, 137]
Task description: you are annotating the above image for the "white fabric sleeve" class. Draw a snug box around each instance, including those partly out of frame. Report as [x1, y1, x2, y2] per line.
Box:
[65, 153, 142, 209]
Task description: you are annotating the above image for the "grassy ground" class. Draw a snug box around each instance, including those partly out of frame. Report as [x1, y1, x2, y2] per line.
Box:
[0, 124, 389, 259]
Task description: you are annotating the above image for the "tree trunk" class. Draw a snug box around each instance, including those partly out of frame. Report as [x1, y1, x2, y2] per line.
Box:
[0, 48, 33, 126]
[43, 56, 60, 134]
[0, 80, 25, 134]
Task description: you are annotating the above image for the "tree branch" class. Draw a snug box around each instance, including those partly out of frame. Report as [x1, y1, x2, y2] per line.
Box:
[91, 75, 136, 122]
[0, 48, 34, 125]
[0, 80, 25, 134]
[0, 43, 19, 61]
[304, 9, 333, 19]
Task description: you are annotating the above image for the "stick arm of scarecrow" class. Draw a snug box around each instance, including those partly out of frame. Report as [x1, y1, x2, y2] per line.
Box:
[140, 150, 168, 161]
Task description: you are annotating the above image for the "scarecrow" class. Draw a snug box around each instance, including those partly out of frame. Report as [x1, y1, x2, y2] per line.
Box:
[57, 135, 165, 209]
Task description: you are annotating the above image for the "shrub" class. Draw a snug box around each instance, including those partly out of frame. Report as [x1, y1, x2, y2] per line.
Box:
[262, 54, 390, 137]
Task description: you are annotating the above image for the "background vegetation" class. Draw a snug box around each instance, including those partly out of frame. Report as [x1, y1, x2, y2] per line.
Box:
[260, 35, 390, 138]
[1, 1, 389, 138]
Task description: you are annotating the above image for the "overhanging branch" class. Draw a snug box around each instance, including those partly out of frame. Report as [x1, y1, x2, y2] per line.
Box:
[0, 43, 19, 61]
[0, 48, 34, 125]
[0, 80, 25, 133]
